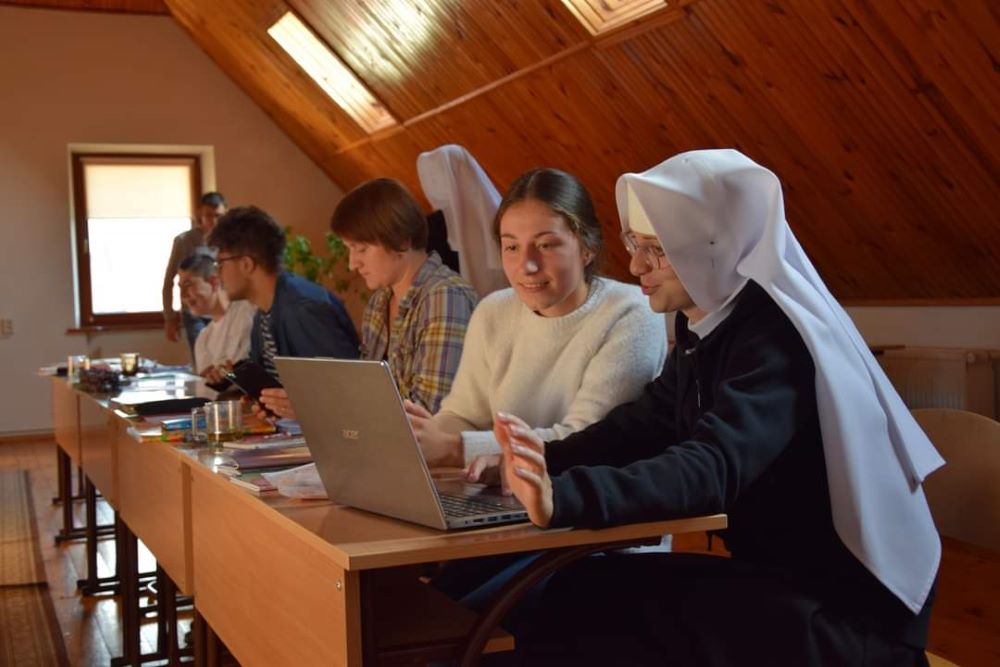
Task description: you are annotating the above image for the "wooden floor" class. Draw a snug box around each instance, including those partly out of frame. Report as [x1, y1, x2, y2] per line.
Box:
[0, 438, 188, 666]
[2, 438, 997, 666]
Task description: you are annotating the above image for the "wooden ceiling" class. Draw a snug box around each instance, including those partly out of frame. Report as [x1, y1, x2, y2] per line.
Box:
[71, 0, 1000, 300]
[0, 0, 168, 13]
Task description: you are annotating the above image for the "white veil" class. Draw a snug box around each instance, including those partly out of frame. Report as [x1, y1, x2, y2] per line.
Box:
[616, 149, 943, 614]
[417, 145, 508, 296]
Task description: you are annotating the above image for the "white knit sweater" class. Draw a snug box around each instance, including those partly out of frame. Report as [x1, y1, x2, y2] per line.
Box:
[194, 299, 256, 373]
[436, 277, 667, 464]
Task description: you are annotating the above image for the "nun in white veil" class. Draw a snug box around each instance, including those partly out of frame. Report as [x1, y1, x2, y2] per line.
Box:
[417, 144, 509, 297]
[491, 149, 941, 666]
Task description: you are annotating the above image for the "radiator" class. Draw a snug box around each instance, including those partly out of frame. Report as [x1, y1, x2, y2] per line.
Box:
[878, 348, 997, 420]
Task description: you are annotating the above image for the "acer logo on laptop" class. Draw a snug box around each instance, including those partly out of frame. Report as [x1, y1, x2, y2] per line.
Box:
[341, 429, 360, 440]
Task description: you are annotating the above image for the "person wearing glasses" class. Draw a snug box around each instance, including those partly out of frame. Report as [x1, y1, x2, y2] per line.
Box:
[207, 206, 359, 381]
[162, 191, 227, 359]
[176, 253, 255, 385]
[483, 150, 940, 666]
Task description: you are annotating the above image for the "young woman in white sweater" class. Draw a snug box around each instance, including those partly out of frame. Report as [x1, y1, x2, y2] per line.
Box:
[404, 167, 667, 470]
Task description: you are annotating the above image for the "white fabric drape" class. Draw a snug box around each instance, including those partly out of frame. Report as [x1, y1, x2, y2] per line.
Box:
[417, 145, 508, 297]
[616, 149, 942, 614]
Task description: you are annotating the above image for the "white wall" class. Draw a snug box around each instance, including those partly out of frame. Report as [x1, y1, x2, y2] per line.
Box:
[847, 307, 1000, 349]
[0, 7, 344, 435]
[666, 308, 999, 349]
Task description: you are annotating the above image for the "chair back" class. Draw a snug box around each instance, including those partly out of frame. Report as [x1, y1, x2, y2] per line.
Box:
[913, 408, 1000, 551]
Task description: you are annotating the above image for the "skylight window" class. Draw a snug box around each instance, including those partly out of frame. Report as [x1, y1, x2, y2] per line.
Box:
[268, 11, 397, 134]
[561, 0, 671, 36]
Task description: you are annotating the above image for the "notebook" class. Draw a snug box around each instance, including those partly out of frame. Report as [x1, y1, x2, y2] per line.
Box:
[274, 357, 527, 530]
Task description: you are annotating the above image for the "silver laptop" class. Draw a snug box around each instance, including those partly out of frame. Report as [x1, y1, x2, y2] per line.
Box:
[274, 357, 528, 530]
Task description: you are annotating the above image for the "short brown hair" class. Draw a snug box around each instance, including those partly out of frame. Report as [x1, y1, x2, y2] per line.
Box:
[493, 168, 603, 282]
[330, 178, 428, 252]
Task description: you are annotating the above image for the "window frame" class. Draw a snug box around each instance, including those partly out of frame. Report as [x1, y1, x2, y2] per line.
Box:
[560, 0, 674, 38]
[71, 152, 202, 327]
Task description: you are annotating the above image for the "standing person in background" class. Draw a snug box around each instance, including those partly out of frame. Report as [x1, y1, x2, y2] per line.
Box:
[176, 253, 256, 385]
[258, 178, 478, 417]
[163, 191, 227, 362]
[207, 206, 359, 381]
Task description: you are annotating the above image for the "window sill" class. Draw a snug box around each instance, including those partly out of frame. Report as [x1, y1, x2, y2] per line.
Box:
[67, 323, 164, 335]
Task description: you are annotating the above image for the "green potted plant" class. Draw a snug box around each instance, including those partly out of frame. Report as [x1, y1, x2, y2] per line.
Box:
[283, 228, 367, 301]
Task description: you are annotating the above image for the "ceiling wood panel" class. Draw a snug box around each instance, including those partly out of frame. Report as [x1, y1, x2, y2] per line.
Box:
[290, 0, 588, 120]
[166, 0, 370, 159]
[0, 0, 168, 13]
[162, 0, 1000, 302]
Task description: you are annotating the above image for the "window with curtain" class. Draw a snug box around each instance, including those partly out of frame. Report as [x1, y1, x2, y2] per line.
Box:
[71, 153, 201, 327]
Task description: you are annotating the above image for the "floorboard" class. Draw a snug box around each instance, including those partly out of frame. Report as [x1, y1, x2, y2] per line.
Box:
[1, 439, 190, 666]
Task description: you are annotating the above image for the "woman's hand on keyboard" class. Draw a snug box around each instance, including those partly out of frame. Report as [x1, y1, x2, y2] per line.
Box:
[465, 454, 508, 493]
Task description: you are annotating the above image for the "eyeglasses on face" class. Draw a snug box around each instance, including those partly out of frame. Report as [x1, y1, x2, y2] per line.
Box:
[212, 255, 246, 270]
[620, 232, 667, 269]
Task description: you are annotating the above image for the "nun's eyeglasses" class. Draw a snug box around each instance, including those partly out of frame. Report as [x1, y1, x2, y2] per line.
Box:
[620, 232, 667, 269]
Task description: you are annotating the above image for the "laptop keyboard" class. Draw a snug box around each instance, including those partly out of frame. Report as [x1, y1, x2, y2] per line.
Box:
[439, 493, 513, 518]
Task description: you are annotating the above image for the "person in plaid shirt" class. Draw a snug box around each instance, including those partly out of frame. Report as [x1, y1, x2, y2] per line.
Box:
[334, 178, 477, 412]
[260, 178, 477, 417]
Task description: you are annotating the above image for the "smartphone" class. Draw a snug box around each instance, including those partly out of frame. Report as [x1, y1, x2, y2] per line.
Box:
[225, 360, 283, 402]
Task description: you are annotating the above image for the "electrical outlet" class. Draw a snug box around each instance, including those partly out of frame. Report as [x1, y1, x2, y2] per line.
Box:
[0, 318, 13, 338]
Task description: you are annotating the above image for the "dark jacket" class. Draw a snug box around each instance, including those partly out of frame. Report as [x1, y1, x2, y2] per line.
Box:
[545, 281, 931, 646]
[250, 272, 359, 366]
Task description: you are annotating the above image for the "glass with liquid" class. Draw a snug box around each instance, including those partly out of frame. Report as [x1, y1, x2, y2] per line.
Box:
[119, 352, 141, 377]
[191, 400, 243, 450]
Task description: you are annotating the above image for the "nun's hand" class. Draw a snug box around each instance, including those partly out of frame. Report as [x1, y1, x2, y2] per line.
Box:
[494, 412, 553, 528]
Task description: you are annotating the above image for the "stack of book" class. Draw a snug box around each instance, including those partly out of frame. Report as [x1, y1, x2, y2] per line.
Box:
[214, 444, 313, 497]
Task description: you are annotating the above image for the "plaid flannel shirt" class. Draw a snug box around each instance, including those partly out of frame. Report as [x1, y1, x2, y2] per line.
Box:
[360, 252, 477, 413]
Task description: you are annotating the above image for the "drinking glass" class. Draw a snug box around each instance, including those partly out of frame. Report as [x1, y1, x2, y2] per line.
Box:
[67, 355, 90, 382]
[191, 400, 243, 447]
[120, 352, 141, 377]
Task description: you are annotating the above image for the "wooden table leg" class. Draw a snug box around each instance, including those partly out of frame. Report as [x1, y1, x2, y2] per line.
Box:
[193, 610, 207, 667]
[77, 478, 120, 595]
[192, 608, 226, 667]
[109, 524, 174, 666]
[155, 567, 170, 660]
[205, 623, 222, 667]
[361, 570, 377, 666]
[84, 477, 99, 585]
[53, 449, 78, 543]
[114, 520, 141, 666]
[155, 567, 192, 665]
[52, 446, 68, 504]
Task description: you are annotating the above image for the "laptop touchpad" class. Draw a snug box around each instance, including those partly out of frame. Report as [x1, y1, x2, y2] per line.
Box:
[435, 479, 525, 509]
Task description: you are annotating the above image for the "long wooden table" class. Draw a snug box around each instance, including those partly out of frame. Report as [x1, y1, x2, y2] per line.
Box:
[50, 373, 727, 666]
